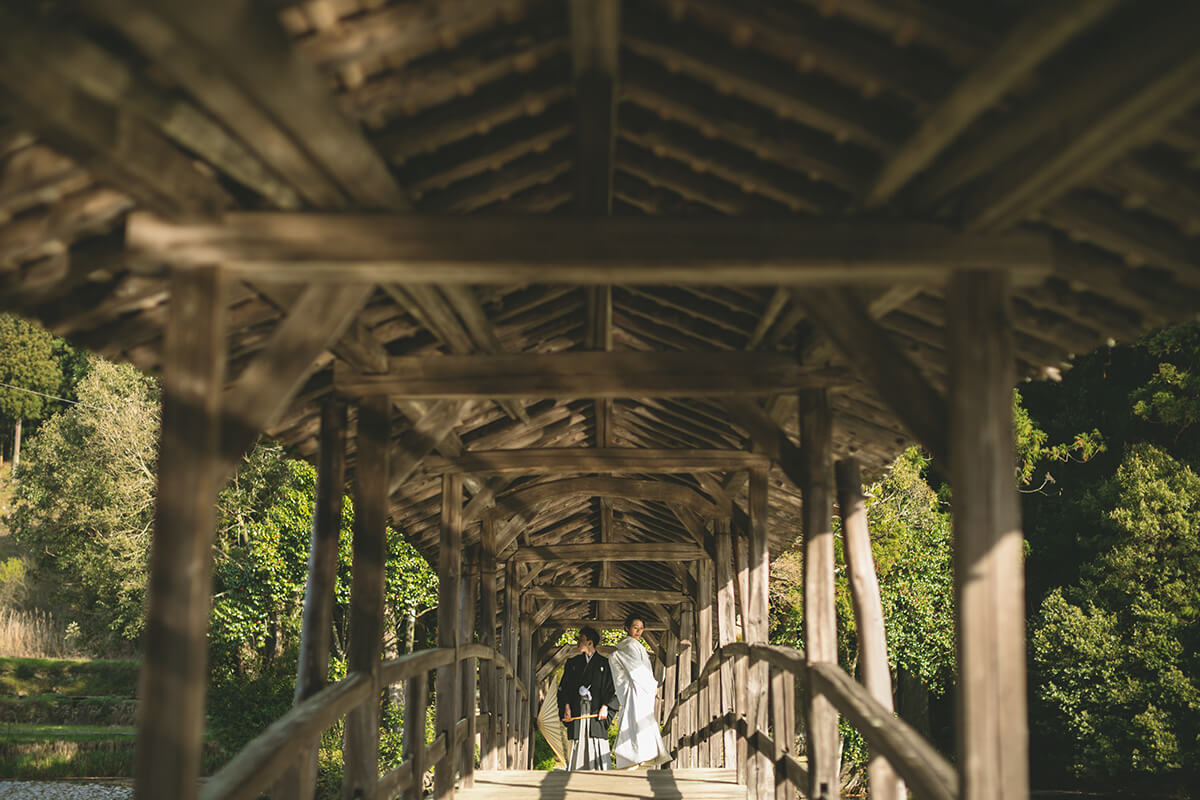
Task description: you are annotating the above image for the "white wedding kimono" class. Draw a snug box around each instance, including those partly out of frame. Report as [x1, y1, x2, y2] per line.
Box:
[609, 636, 671, 768]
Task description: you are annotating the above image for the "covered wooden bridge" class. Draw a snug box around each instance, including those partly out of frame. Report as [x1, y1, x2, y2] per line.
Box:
[3, 0, 1200, 798]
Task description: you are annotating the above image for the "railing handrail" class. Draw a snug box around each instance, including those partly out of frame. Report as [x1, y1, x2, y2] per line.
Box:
[199, 671, 373, 800]
[201, 644, 523, 800]
[663, 642, 958, 800]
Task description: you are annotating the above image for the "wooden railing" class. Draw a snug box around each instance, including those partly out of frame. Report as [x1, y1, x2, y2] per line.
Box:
[663, 642, 958, 800]
[199, 644, 528, 800]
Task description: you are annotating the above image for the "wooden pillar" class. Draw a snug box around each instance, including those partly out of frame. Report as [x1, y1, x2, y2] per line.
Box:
[677, 607, 694, 768]
[837, 457, 904, 800]
[278, 401, 346, 800]
[435, 474, 462, 800]
[800, 390, 838, 800]
[731, 522, 752, 785]
[342, 397, 391, 800]
[746, 467, 774, 797]
[948, 271, 1028, 800]
[403, 670, 429, 800]
[134, 268, 225, 800]
[714, 521, 738, 769]
[458, 547, 478, 788]
[696, 559, 715, 767]
[770, 666, 797, 800]
[503, 559, 519, 769]
[519, 609, 535, 767]
[479, 517, 499, 770]
[661, 628, 678, 748]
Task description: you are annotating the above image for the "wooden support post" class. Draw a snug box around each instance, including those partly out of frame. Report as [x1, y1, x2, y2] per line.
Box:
[503, 558, 519, 769]
[771, 666, 797, 800]
[714, 521, 739, 769]
[458, 547, 478, 788]
[838, 457, 905, 800]
[134, 268, 224, 800]
[279, 401, 346, 800]
[747, 467, 774, 797]
[732, 523, 751, 784]
[479, 518, 499, 770]
[696, 559, 715, 767]
[947, 271, 1028, 800]
[342, 397, 390, 800]
[519, 610, 535, 767]
[677, 608, 694, 768]
[435, 474, 463, 800]
[403, 667, 429, 800]
[661, 628, 677, 736]
[800, 390, 838, 800]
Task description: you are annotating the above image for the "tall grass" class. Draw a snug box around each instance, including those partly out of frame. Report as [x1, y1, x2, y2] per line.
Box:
[0, 608, 71, 658]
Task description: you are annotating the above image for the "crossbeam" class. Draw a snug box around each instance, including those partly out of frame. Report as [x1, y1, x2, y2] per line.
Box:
[513, 543, 706, 563]
[126, 212, 1054, 285]
[422, 448, 769, 474]
[335, 353, 850, 399]
[546, 618, 669, 631]
[526, 586, 690, 604]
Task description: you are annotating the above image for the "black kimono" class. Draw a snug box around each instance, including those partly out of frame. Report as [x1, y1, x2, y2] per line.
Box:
[557, 651, 619, 741]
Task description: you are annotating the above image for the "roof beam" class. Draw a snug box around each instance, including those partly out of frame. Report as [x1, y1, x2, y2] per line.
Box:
[127, 213, 1055, 285]
[526, 586, 689, 604]
[513, 543, 706, 563]
[570, 0, 619, 213]
[864, 0, 1121, 207]
[495, 477, 723, 521]
[333, 352, 851, 399]
[422, 448, 769, 474]
[545, 618, 668, 631]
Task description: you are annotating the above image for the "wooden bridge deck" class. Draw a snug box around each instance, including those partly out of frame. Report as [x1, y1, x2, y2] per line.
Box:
[454, 769, 746, 800]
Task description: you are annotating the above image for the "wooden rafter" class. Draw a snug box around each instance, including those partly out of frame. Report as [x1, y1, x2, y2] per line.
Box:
[494, 476, 722, 520]
[570, 0, 619, 213]
[864, 0, 1121, 207]
[526, 586, 689, 604]
[513, 543, 706, 562]
[792, 289, 950, 467]
[421, 448, 768, 474]
[333, 352, 851, 399]
[127, 213, 1056, 284]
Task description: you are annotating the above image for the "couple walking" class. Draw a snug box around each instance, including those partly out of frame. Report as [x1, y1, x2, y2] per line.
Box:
[557, 616, 670, 770]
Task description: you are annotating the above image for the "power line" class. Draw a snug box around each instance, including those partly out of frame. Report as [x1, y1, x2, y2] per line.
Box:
[0, 380, 100, 410]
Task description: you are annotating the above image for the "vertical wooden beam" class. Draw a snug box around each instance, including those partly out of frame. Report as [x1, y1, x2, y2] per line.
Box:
[661, 628, 678, 736]
[771, 666, 797, 800]
[134, 268, 225, 800]
[677, 608, 694, 768]
[569, 0, 619, 214]
[947, 271, 1028, 800]
[714, 521, 738, 769]
[279, 400, 346, 800]
[746, 467, 773, 797]
[479, 517, 499, 770]
[519, 609, 535, 767]
[837, 457, 905, 800]
[731, 522, 751, 784]
[800, 390, 838, 800]
[342, 397, 390, 800]
[696, 559, 715, 767]
[458, 547, 478, 788]
[403, 668, 429, 800]
[503, 558, 519, 769]
[435, 474, 463, 800]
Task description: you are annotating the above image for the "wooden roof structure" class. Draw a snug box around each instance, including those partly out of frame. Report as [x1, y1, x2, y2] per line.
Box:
[3, 1, 1200, 798]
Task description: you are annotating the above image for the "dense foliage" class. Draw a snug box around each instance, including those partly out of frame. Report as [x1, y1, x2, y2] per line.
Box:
[0, 314, 63, 425]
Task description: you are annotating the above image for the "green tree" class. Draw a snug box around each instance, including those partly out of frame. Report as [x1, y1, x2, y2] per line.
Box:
[7, 358, 159, 648]
[0, 313, 64, 468]
[1030, 443, 1200, 780]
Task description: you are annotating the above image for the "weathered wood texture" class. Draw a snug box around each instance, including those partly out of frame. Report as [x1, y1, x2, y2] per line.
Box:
[947, 272, 1028, 800]
[836, 458, 904, 800]
[454, 768, 746, 799]
[126, 213, 1055, 284]
[435, 474, 463, 800]
[799, 391, 838, 800]
[713, 522, 738, 770]
[458, 549, 478, 789]
[334, 352, 850, 399]
[423, 448, 768, 474]
[570, 0, 619, 214]
[135, 269, 224, 800]
[514, 543, 706, 563]
[277, 401, 347, 800]
[696, 559, 716, 767]
[342, 397, 390, 800]
[480, 518, 500, 770]
[745, 469, 772, 797]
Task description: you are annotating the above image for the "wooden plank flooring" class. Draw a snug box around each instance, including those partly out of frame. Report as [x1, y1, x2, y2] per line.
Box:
[455, 769, 746, 799]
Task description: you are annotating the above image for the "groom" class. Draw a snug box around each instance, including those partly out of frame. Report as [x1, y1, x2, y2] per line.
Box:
[558, 626, 619, 770]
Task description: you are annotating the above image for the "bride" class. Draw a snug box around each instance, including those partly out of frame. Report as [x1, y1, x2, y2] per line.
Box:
[609, 615, 671, 768]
